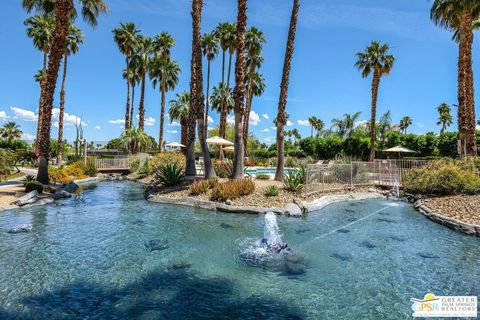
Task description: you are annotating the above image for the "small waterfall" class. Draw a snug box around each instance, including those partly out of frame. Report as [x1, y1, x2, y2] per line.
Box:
[263, 212, 283, 247]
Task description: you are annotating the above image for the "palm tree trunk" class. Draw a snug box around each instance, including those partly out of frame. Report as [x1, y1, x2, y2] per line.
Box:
[37, 0, 73, 184]
[457, 15, 468, 158]
[232, 0, 247, 179]
[242, 85, 254, 155]
[57, 53, 68, 166]
[130, 85, 135, 125]
[463, 13, 477, 156]
[274, 0, 299, 182]
[204, 59, 211, 134]
[369, 70, 381, 162]
[180, 119, 188, 154]
[139, 70, 146, 131]
[159, 86, 166, 152]
[125, 58, 131, 129]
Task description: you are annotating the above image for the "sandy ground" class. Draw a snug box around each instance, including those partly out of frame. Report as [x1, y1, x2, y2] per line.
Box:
[424, 195, 480, 226]
[0, 185, 25, 210]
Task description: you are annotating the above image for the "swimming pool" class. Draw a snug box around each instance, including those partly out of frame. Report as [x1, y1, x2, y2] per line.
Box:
[245, 167, 296, 175]
[0, 181, 478, 319]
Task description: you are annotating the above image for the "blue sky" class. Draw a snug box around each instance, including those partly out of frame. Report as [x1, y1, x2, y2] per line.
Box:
[0, 0, 479, 144]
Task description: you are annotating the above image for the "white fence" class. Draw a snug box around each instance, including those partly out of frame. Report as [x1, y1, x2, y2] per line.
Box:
[305, 159, 429, 195]
[94, 157, 131, 170]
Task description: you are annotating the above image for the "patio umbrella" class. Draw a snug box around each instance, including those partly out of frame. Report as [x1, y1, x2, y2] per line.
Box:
[206, 136, 234, 146]
[223, 146, 235, 152]
[384, 145, 417, 158]
[165, 142, 186, 148]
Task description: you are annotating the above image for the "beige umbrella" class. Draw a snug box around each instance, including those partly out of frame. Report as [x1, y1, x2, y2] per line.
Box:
[223, 146, 235, 152]
[384, 145, 417, 158]
[165, 142, 186, 148]
[206, 136, 234, 146]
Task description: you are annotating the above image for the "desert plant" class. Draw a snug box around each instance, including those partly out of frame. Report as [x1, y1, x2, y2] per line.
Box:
[85, 158, 97, 177]
[189, 180, 211, 195]
[210, 178, 255, 202]
[151, 152, 185, 171]
[23, 175, 36, 186]
[214, 159, 233, 178]
[283, 165, 306, 193]
[137, 158, 152, 178]
[25, 181, 43, 194]
[255, 173, 270, 180]
[130, 157, 140, 172]
[154, 162, 184, 186]
[265, 185, 279, 197]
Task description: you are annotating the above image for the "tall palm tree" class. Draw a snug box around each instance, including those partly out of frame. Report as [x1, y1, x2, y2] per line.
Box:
[131, 35, 153, 131]
[437, 102, 454, 133]
[169, 92, 190, 149]
[24, 14, 54, 152]
[231, 0, 248, 179]
[121, 126, 151, 154]
[243, 71, 266, 152]
[149, 57, 180, 150]
[313, 118, 325, 137]
[0, 122, 23, 142]
[57, 24, 84, 165]
[210, 84, 235, 125]
[308, 116, 317, 137]
[275, 0, 300, 182]
[399, 116, 413, 134]
[112, 22, 141, 129]
[201, 32, 219, 132]
[355, 41, 395, 161]
[331, 112, 361, 138]
[291, 128, 301, 144]
[124, 59, 142, 125]
[431, 0, 480, 157]
[186, 0, 216, 178]
[23, 0, 108, 184]
[214, 22, 236, 139]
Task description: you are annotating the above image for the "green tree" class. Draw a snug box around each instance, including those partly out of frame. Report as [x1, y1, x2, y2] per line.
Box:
[0, 122, 23, 143]
[201, 32, 219, 132]
[437, 102, 454, 134]
[169, 92, 190, 149]
[355, 41, 395, 161]
[121, 126, 151, 154]
[131, 35, 153, 131]
[399, 116, 413, 134]
[112, 22, 141, 129]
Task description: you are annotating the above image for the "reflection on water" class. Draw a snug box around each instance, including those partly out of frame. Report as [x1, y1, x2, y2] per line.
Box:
[0, 181, 478, 319]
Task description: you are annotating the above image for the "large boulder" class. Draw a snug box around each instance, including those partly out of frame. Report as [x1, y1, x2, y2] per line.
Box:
[284, 203, 303, 217]
[52, 190, 72, 200]
[14, 191, 39, 207]
[63, 182, 79, 193]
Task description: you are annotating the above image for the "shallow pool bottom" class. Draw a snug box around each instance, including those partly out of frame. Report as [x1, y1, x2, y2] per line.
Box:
[0, 181, 478, 319]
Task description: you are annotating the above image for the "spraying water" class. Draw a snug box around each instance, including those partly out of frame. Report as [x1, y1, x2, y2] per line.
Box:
[263, 212, 284, 248]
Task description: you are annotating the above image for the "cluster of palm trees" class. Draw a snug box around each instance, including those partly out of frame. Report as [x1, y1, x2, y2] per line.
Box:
[23, 0, 107, 184]
[112, 23, 180, 149]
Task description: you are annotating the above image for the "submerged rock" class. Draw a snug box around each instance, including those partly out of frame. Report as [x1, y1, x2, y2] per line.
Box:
[8, 224, 33, 234]
[358, 241, 376, 250]
[295, 228, 311, 234]
[52, 190, 72, 200]
[220, 223, 234, 229]
[284, 203, 302, 217]
[417, 252, 440, 259]
[389, 235, 406, 242]
[377, 218, 397, 223]
[344, 209, 355, 213]
[64, 182, 79, 194]
[336, 229, 350, 234]
[146, 239, 169, 252]
[330, 253, 353, 262]
[14, 191, 39, 206]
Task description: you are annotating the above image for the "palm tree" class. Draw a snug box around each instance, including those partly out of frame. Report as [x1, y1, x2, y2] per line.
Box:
[243, 27, 266, 153]
[291, 128, 301, 144]
[186, 0, 216, 178]
[23, 0, 108, 184]
[437, 102, 454, 133]
[149, 56, 180, 150]
[124, 60, 142, 126]
[431, 0, 480, 157]
[332, 112, 361, 138]
[308, 116, 317, 137]
[355, 41, 395, 161]
[121, 126, 151, 154]
[112, 22, 141, 129]
[399, 116, 413, 134]
[313, 118, 324, 137]
[214, 22, 237, 139]
[231, 0, 248, 179]
[0, 122, 23, 142]
[201, 32, 219, 132]
[275, 0, 300, 182]
[210, 83, 234, 125]
[377, 110, 392, 149]
[57, 24, 84, 165]
[131, 35, 153, 131]
[24, 14, 54, 151]
[169, 92, 190, 149]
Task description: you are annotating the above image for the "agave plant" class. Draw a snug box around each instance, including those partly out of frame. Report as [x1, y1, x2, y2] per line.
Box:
[283, 165, 306, 193]
[23, 175, 37, 187]
[154, 162, 184, 186]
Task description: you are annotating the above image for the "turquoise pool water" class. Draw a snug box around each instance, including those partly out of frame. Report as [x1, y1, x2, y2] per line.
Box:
[0, 181, 478, 319]
[245, 167, 296, 175]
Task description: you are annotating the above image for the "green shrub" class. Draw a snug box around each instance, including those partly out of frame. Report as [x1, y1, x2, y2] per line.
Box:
[151, 152, 185, 171]
[154, 162, 184, 186]
[283, 165, 306, 193]
[214, 160, 233, 178]
[255, 173, 270, 180]
[285, 157, 300, 168]
[404, 158, 480, 195]
[265, 185, 279, 197]
[130, 157, 140, 172]
[211, 179, 255, 202]
[137, 158, 152, 178]
[23, 175, 36, 186]
[25, 181, 43, 194]
[85, 158, 97, 177]
[189, 180, 211, 195]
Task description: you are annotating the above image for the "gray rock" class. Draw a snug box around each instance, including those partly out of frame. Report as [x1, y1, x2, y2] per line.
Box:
[14, 191, 39, 206]
[51, 190, 72, 200]
[284, 203, 302, 217]
[8, 224, 33, 234]
[64, 182, 79, 193]
[225, 200, 233, 206]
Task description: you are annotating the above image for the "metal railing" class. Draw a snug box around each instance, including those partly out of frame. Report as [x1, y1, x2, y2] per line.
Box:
[305, 159, 429, 195]
[94, 157, 131, 170]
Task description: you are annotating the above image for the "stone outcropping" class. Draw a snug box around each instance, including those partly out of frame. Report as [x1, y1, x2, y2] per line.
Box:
[14, 191, 39, 207]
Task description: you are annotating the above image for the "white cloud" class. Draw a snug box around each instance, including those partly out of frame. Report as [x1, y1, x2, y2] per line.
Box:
[21, 133, 35, 141]
[208, 116, 214, 124]
[227, 115, 235, 125]
[264, 136, 275, 143]
[263, 128, 270, 132]
[167, 130, 178, 134]
[416, 122, 425, 128]
[10, 107, 37, 121]
[169, 121, 181, 127]
[249, 110, 261, 126]
[53, 121, 59, 128]
[0, 111, 8, 120]
[297, 120, 309, 126]
[286, 120, 293, 127]
[145, 117, 156, 126]
[109, 119, 125, 125]
[262, 113, 270, 120]
[51, 108, 87, 126]
[355, 120, 369, 128]
[271, 126, 276, 130]
[95, 125, 101, 130]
